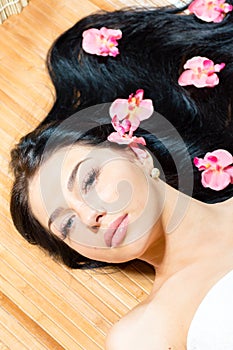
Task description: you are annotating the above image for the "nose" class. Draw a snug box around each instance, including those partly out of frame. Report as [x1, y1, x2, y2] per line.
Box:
[77, 202, 106, 231]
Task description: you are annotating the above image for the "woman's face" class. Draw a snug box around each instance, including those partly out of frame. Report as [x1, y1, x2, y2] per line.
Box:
[29, 144, 164, 263]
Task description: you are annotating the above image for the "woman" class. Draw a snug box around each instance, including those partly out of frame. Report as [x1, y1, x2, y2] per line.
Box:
[10, 1, 233, 349]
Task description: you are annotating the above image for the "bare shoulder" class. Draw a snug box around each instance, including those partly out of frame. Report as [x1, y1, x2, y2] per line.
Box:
[105, 299, 183, 350]
[105, 259, 233, 350]
[104, 264, 214, 350]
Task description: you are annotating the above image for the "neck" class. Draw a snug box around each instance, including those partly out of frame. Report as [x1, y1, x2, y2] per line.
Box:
[139, 180, 230, 276]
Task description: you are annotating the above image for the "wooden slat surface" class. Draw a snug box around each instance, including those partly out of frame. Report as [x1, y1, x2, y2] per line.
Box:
[0, 0, 187, 348]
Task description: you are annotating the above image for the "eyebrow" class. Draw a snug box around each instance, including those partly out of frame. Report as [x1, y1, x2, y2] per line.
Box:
[47, 160, 84, 230]
[48, 207, 64, 231]
[67, 160, 84, 192]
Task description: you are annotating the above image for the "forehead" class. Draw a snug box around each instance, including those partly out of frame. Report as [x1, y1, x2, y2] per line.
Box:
[38, 143, 128, 175]
[42, 144, 93, 170]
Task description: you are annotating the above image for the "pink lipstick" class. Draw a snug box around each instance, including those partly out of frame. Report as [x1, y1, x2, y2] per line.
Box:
[104, 214, 129, 248]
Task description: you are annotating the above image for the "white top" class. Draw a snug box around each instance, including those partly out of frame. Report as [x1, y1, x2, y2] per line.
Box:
[187, 269, 233, 350]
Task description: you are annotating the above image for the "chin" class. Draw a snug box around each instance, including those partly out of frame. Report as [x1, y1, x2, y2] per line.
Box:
[68, 230, 152, 264]
[102, 235, 151, 264]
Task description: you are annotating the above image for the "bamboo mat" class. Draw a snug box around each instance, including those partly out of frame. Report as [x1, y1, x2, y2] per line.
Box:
[0, 0, 188, 349]
[0, 0, 29, 24]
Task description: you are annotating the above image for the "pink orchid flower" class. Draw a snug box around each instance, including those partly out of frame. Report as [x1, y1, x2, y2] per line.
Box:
[82, 27, 122, 57]
[194, 149, 233, 190]
[188, 0, 233, 23]
[178, 56, 225, 88]
[111, 115, 131, 136]
[107, 90, 154, 158]
[107, 132, 147, 158]
[109, 89, 154, 135]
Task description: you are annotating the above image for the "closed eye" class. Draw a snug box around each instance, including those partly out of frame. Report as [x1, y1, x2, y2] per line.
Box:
[60, 214, 76, 239]
[82, 167, 100, 194]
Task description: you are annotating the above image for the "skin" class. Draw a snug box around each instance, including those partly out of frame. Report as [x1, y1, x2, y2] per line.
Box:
[29, 144, 233, 350]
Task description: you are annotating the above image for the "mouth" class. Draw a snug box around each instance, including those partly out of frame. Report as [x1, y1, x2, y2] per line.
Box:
[104, 214, 129, 248]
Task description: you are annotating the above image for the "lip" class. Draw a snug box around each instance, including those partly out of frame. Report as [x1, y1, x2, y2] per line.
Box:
[104, 214, 129, 248]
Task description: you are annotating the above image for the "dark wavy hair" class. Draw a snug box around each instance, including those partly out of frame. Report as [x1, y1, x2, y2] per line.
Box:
[10, 4, 233, 268]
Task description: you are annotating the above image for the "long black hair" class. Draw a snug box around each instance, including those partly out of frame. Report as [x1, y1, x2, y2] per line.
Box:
[10, 4, 233, 268]
[44, 4, 233, 129]
[43, 2, 233, 201]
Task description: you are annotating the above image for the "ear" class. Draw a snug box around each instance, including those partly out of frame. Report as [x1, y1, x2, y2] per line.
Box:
[135, 149, 154, 173]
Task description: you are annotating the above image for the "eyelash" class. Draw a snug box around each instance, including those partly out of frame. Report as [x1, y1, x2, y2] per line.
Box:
[61, 215, 76, 240]
[60, 167, 100, 239]
[82, 167, 100, 194]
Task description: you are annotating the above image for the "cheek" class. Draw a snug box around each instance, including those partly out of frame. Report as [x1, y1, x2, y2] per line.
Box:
[95, 181, 120, 203]
[94, 164, 149, 212]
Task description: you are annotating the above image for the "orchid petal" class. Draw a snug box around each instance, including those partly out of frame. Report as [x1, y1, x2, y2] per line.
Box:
[205, 74, 220, 87]
[193, 74, 216, 88]
[111, 115, 127, 135]
[130, 143, 147, 159]
[135, 100, 154, 121]
[202, 169, 231, 190]
[194, 156, 210, 170]
[107, 133, 146, 147]
[109, 99, 130, 120]
[183, 56, 207, 70]
[207, 149, 233, 167]
[131, 136, 146, 146]
[213, 13, 225, 22]
[121, 119, 131, 132]
[82, 29, 102, 55]
[205, 155, 218, 163]
[178, 70, 196, 86]
[134, 89, 144, 101]
[107, 132, 132, 145]
[128, 116, 140, 132]
[225, 166, 233, 182]
[214, 63, 225, 72]
[188, 0, 203, 13]
[224, 3, 233, 11]
[203, 59, 214, 70]
[108, 46, 120, 57]
[100, 27, 122, 39]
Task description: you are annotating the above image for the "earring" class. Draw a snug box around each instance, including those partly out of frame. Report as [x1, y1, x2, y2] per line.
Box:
[150, 168, 160, 179]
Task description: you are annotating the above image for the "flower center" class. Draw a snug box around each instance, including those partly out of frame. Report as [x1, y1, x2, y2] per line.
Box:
[194, 65, 215, 78]
[206, 0, 228, 12]
[127, 96, 141, 110]
[205, 163, 223, 171]
[207, 1, 215, 9]
[99, 36, 113, 47]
